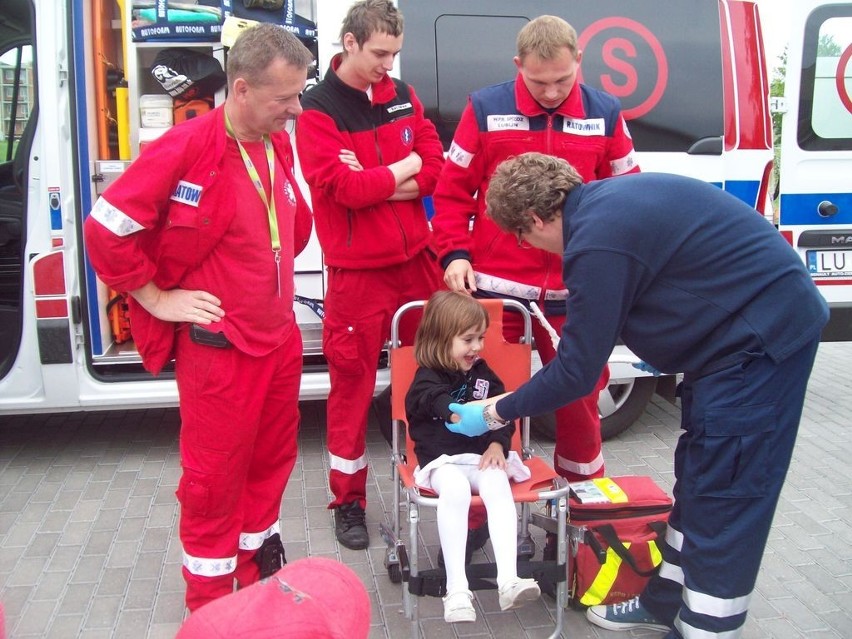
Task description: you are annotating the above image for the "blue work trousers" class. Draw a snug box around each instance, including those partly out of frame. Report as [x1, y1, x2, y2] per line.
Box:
[641, 337, 820, 638]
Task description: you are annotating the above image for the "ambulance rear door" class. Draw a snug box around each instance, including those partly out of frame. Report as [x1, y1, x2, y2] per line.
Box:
[778, 0, 852, 340]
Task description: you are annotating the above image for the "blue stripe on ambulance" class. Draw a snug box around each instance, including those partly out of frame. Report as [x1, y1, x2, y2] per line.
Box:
[723, 180, 761, 209]
[779, 193, 852, 226]
[709, 180, 761, 209]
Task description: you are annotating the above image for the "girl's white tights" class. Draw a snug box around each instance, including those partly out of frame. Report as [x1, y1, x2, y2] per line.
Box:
[430, 462, 518, 594]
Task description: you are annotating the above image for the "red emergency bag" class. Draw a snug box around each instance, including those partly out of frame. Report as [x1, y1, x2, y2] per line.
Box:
[568, 475, 672, 607]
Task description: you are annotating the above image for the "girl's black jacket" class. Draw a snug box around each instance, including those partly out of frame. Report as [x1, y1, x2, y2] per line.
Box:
[405, 359, 514, 468]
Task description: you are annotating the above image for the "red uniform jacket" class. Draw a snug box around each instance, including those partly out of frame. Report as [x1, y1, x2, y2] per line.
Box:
[296, 54, 444, 270]
[432, 74, 639, 294]
[83, 106, 312, 374]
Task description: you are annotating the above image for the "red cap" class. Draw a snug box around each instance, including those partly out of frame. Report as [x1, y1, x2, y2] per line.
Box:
[176, 557, 371, 638]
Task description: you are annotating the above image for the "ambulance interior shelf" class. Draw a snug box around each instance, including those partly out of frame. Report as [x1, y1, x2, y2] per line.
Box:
[89, 37, 226, 361]
[125, 41, 226, 159]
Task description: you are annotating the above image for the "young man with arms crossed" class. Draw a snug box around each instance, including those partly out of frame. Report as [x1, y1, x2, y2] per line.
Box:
[296, 0, 444, 550]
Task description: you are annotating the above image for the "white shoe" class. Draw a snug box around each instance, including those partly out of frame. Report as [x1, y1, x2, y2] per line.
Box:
[498, 577, 541, 611]
[443, 589, 476, 623]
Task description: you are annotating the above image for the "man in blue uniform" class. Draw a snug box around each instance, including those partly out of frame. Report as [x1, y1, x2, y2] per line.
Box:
[449, 152, 829, 638]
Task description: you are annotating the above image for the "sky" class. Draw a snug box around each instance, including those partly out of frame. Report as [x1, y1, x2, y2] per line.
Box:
[756, 0, 794, 68]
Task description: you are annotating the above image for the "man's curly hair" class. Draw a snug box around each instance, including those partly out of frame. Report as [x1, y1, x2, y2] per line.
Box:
[485, 152, 583, 233]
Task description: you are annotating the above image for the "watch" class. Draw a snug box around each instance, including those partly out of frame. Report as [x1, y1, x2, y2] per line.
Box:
[483, 403, 511, 430]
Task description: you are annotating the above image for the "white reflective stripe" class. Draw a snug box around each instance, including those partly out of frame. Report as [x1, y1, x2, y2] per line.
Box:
[556, 450, 604, 477]
[657, 560, 684, 585]
[239, 520, 281, 551]
[329, 452, 368, 475]
[475, 272, 540, 300]
[684, 586, 751, 618]
[447, 141, 474, 168]
[666, 523, 684, 551]
[675, 613, 745, 639]
[610, 150, 639, 176]
[544, 289, 569, 301]
[90, 197, 145, 237]
[475, 272, 569, 303]
[182, 551, 237, 577]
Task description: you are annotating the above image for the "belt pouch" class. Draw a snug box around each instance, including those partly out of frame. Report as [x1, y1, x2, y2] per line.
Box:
[189, 323, 232, 348]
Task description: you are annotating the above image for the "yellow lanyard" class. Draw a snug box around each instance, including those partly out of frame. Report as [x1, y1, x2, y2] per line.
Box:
[224, 110, 282, 297]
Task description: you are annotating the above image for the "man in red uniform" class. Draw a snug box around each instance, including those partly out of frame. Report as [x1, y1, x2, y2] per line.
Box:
[84, 25, 314, 611]
[296, 0, 444, 550]
[432, 15, 639, 557]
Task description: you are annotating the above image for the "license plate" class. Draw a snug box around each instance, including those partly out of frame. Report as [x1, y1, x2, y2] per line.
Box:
[806, 250, 852, 277]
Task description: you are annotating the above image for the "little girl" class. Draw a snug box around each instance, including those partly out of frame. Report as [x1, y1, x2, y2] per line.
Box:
[405, 290, 540, 623]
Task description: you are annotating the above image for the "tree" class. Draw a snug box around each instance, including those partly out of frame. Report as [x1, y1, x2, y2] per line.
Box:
[818, 33, 842, 57]
[769, 46, 787, 210]
[769, 33, 840, 209]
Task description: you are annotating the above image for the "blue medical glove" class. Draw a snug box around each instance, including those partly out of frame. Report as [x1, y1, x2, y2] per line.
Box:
[446, 403, 489, 437]
[632, 361, 662, 376]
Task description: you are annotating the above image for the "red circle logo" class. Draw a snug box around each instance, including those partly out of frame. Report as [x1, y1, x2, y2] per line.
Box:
[577, 17, 669, 120]
[837, 44, 852, 115]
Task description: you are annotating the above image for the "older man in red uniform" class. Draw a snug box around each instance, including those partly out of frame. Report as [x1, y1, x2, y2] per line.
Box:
[84, 25, 313, 611]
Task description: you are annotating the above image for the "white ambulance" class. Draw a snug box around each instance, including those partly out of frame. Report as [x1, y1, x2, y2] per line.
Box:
[1, 0, 845, 439]
[776, 0, 852, 343]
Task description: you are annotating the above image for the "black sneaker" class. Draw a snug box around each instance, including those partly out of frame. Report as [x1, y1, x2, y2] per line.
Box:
[438, 523, 490, 567]
[334, 501, 369, 550]
[254, 533, 286, 578]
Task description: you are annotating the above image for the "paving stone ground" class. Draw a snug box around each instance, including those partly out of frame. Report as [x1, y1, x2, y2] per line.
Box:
[1, 342, 850, 638]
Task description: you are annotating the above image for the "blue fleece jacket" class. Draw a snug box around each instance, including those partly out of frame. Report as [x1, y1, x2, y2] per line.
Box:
[497, 172, 829, 421]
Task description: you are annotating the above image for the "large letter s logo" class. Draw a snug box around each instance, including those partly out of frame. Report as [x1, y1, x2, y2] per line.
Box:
[601, 37, 638, 97]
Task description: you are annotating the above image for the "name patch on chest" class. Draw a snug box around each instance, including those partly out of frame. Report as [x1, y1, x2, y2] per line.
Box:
[170, 180, 203, 207]
[387, 102, 413, 114]
[487, 114, 530, 131]
[563, 118, 606, 136]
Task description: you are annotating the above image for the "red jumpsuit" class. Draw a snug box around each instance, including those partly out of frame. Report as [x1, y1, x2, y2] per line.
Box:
[84, 106, 312, 610]
[432, 75, 639, 481]
[297, 55, 444, 509]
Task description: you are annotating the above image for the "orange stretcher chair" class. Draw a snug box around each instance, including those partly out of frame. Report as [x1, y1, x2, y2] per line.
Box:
[379, 298, 571, 639]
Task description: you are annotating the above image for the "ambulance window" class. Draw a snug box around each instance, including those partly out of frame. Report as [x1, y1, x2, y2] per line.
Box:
[797, 8, 852, 151]
[1, 45, 33, 161]
[398, 0, 724, 153]
[0, 0, 33, 382]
